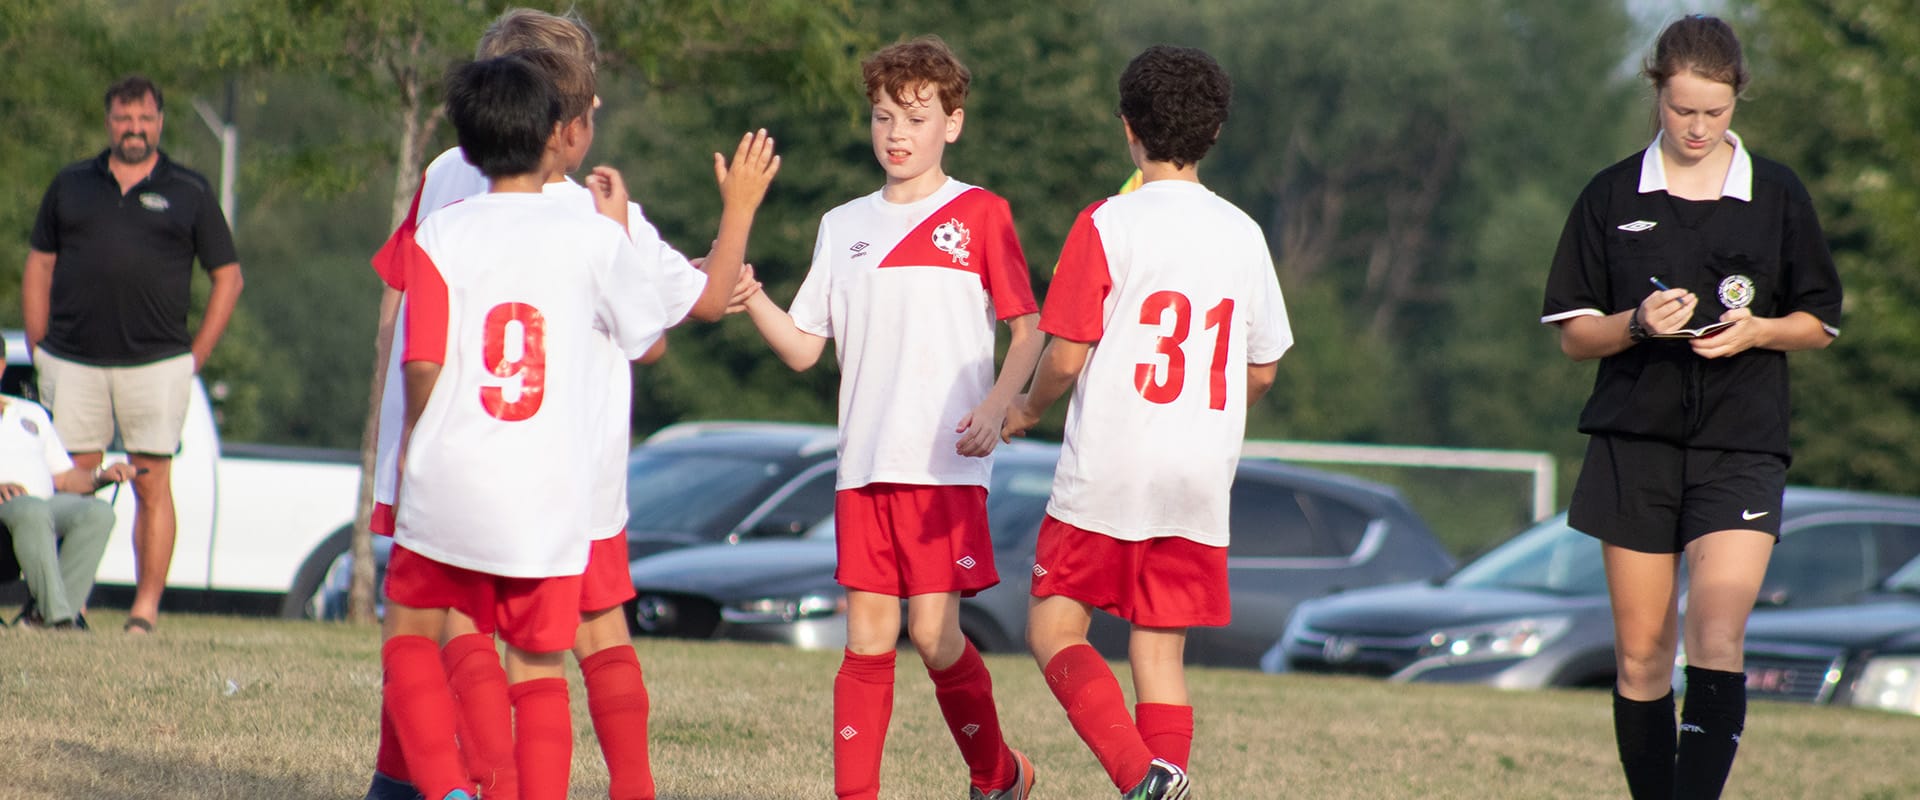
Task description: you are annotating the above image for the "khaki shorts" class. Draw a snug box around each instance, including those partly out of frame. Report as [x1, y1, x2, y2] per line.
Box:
[35, 350, 193, 456]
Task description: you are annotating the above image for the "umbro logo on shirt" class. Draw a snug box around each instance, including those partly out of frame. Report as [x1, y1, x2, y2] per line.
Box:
[1617, 220, 1657, 232]
[849, 241, 871, 259]
[956, 556, 977, 569]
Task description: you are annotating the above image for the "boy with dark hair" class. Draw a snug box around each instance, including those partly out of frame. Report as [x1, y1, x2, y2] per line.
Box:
[737, 34, 1040, 800]
[365, 9, 774, 799]
[1002, 45, 1293, 800]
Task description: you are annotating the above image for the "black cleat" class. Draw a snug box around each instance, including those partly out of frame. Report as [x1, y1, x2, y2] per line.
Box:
[1121, 758, 1190, 800]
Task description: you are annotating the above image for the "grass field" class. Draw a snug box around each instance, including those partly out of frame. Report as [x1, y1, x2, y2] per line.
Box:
[3, 610, 1918, 799]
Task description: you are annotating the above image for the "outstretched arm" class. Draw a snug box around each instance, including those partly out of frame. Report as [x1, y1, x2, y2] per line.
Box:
[956, 313, 1043, 457]
[741, 290, 827, 371]
[1001, 335, 1091, 441]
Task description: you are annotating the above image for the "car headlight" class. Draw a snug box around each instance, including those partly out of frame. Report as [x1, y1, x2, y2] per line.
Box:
[1848, 656, 1920, 715]
[1420, 616, 1573, 663]
[722, 591, 848, 623]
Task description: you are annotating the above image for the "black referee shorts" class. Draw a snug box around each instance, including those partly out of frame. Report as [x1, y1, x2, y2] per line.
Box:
[1569, 434, 1786, 554]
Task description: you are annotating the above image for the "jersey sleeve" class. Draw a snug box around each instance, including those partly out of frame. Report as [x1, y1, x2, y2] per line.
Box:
[627, 201, 708, 326]
[594, 235, 674, 360]
[1540, 177, 1612, 324]
[787, 218, 835, 338]
[1777, 175, 1843, 336]
[400, 239, 449, 365]
[981, 195, 1038, 320]
[35, 405, 73, 476]
[1038, 201, 1114, 343]
[369, 176, 428, 290]
[28, 179, 60, 254]
[1246, 248, 1294, 365]
[192, 183, 240, 270]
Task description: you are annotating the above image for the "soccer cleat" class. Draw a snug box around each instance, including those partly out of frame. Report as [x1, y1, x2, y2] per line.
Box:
[362, 771, 425, 800]
[438, 791, 473, 800]
[1121, 758, 1190, 800]
[969, 748, 1036, 800]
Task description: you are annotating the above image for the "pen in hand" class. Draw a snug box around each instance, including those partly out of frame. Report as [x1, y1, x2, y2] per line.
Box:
[1648, 276, 1673, 292]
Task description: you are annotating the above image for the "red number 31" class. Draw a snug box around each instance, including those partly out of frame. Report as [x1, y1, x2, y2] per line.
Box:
[480, 302, 547, 421]
[1134, 291, 1234, 411]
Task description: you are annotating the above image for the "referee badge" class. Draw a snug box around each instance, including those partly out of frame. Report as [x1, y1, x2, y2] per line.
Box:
[1718, 275, 1755, 309]
[138, 192, 170, 212]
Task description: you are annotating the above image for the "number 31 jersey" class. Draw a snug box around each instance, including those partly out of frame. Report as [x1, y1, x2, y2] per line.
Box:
[396, 193, 670, 577]
[1040, 181, 1292, 547]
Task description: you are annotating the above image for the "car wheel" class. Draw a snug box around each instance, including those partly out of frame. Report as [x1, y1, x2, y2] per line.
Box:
[281, 526, 351, 619]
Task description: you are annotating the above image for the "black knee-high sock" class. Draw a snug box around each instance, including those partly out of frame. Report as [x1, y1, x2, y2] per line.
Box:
[1675, 666, 1746, 799]
[1613, 689, 1676, 800]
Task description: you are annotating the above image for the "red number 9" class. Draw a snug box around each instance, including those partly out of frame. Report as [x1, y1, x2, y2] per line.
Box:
[480, 302, 546, 421]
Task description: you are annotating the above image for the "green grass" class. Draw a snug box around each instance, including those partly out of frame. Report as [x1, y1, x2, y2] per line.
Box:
[4, 610, 1919, 799]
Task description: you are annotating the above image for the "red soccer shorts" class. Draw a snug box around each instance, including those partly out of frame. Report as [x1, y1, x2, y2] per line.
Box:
[579, 532, 637, 614]
[1030, 514, 1231, 628]
[384, 544, 581, 653]
[834, 483, 999, 598]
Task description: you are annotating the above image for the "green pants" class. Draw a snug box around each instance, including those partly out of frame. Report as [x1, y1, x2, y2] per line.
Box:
[2, 493, 116, 624]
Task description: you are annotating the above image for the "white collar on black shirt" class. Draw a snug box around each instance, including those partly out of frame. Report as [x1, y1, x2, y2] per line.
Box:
[1637, 130, 1754, 201]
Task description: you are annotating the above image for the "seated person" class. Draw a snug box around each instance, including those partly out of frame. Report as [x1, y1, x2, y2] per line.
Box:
[1, 340, 137, 630]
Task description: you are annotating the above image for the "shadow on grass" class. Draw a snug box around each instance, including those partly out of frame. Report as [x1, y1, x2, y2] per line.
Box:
[32, 738, 333, 800]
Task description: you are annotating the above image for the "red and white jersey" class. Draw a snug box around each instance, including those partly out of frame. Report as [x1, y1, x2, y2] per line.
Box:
[788, 178, 1037, 490]
[390, 192, 671, 577]
[370, 147, 706, 540]
[1040, 180, 1292, 547]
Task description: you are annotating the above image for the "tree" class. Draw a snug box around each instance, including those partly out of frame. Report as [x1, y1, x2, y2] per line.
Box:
[1737, 0, 1920, 493]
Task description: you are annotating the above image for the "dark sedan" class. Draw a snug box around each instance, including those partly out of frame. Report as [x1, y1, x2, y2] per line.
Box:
[1737, 554, 1920, 716]
[627, 444, 1457, 668]
[1264, 487, 1920, 690]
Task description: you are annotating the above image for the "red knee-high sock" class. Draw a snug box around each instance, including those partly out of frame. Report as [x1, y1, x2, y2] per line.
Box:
[442, 633, 517, 800]
[833, 650, 896, 800]
[580, 647, 654, 800]
[1135, 702, 1194, 770]
[375, 701, 410, 782]
[509, 677, 573, 800]
[1043, 644, 1153, 791]
[381, 636, 470, 800]
[928, 641, 1015, 792]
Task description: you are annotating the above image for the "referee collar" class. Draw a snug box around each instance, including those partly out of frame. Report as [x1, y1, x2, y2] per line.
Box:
[1637, 130, 1753, 201]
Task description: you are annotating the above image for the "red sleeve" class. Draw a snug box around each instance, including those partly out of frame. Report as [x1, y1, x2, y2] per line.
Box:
[401, 240, 448, 365]
[981, 195, 1038, 320]
[369, 176, 427, 289]
[1038, 201, 1112, 343]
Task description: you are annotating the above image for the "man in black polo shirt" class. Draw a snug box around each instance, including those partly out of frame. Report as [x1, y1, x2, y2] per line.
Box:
[20, 74, 245, 634]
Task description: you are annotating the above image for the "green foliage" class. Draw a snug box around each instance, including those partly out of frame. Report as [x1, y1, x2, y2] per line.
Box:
[1736, 0, 1920, 493]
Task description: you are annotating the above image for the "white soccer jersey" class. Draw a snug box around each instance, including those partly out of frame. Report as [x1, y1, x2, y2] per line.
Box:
[0, 397, 72, 499]
[1040, 181, 1292, 547]
[370, 148, 707, 540]
[788, 178, 1037, 490]
[392, 192, 670, 577]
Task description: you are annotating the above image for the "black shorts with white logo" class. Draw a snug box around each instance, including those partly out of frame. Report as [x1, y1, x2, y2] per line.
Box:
[1569, 434, 1786, 554]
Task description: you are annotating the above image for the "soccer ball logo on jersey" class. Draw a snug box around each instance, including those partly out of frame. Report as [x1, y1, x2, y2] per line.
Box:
[930, 218, 972, 266]
[1717, 275, 1755, 310]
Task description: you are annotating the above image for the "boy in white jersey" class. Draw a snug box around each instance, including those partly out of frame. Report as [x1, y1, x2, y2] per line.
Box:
[363, 11, 773, 800]
[1001, 46, 1292, 800]
[378, 55, 696, 800]
[736, 35, 1041, 800]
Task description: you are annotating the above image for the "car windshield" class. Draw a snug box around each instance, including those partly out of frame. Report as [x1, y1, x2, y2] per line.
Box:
[1885, 555, 1920, 594]
[1446, 514, 1608, 596]
[625, 452, 794, 535]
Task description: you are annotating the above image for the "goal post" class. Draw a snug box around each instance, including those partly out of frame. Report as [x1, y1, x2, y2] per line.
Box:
[1241, 440, 1558, 523]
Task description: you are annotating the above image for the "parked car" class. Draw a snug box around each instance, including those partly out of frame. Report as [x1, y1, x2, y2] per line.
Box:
[310, 421, 840, 618]
[0, 331, 361, 618]
[1734, 538, 1920, 716]
[627, 444, 1457, 667]
[1263, 487, 1920, 690]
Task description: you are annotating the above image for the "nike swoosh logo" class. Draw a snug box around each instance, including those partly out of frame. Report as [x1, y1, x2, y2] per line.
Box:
[1741, 510, 1770, 521]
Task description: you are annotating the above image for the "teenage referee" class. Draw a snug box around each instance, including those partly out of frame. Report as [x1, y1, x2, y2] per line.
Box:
[1539, 15, 1841, 800]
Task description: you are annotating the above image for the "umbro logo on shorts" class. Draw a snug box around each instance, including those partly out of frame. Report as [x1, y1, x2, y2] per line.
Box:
[1617, 220, 1657, 232]
[1032, 564, 1047, 577]
[956, 556, 977, 569]
[840, 725, 859, 740]
[961, 723, 981, 738]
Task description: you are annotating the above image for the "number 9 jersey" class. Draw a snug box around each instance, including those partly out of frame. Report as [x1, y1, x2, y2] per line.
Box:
[394, 192, 671, 577]
[1040, 181, 1292, 547]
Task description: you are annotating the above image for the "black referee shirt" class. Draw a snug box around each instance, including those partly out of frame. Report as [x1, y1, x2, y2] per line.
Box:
[28, 149, 238, 366]
[1540, 137, 1843, 458]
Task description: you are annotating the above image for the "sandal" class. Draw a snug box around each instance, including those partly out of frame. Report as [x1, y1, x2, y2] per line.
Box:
[123, 616, 155, 634]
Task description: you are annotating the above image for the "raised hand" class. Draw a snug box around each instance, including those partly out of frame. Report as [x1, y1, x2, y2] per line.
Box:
[713, 129, 782, 211]
[584, 166, 630, 229]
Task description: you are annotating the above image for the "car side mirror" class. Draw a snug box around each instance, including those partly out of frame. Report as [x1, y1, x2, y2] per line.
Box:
[1754, 586, 1791, 608]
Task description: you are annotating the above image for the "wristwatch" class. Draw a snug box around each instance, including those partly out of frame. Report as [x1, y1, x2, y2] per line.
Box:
[1627, 309, 1650, 343]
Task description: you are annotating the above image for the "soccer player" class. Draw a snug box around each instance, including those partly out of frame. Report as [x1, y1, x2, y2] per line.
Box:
[1001, 46, 1292, 800]
[363, 10, 772, 800]
[1540, 15, 1841, 799]
[736, 35, 1041, 800]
